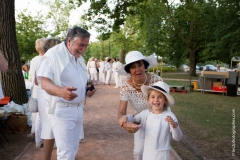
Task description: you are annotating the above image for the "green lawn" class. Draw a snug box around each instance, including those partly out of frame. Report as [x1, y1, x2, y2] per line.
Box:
[164, 74, 240, 159]
[162, 72, 199, 80]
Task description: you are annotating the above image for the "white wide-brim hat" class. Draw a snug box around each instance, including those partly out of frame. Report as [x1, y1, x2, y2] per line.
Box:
[141, 81, 175, 106]
[117, 51, 158, 76]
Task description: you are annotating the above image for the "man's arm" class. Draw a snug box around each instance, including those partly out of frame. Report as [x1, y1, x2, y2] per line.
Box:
[41, 77, 78, 101]
[0, 51, 8, 71]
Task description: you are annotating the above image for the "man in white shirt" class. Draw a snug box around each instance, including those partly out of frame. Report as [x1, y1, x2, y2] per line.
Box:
[0, 50, 8, 99]
[38, 27, 96, 159]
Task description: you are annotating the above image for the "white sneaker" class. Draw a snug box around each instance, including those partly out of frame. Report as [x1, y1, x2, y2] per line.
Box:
[114, 86, 118, 88]
[79, 138, 85, 143]
[36, 141, 43, 148]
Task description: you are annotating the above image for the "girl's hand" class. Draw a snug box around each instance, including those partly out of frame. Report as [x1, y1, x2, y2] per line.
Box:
[164, 116, 178, 128]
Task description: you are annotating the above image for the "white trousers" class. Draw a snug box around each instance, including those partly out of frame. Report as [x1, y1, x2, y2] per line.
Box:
[79, 112, 84, 140]
[133, 130, 144, 159]
[105, 70, 112, 84]
[90, 72, 98, 81]
[31, 113, 37, 133]
[99, 69, 105, 83]
[50, 104, 83, 160]
[114, 72, 122, 87]
[35, 113, 42, 143]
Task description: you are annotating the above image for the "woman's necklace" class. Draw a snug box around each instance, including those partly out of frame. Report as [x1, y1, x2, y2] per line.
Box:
[132, 73, 147, 89]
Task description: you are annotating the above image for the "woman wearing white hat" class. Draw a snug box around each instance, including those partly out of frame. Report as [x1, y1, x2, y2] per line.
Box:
[119, 81, 182, 160]
[117, 51, 164, 160]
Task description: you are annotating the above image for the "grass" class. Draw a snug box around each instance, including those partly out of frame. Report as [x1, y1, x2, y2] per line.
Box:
[164, 74, 240, 159]
[162, 72, 199, 80]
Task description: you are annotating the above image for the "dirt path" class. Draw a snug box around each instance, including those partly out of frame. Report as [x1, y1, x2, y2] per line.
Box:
[16, 84, 181, 160]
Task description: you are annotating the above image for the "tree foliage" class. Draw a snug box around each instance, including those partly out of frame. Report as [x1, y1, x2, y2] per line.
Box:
[16, 10, 49, 63]
[203, 0, 240, 64]
[80, 0, 240, 75]
[39, 0, 78, 39]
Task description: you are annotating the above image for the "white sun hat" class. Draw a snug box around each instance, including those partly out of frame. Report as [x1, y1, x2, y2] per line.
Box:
[116, 51, 158, 76]
[141, 81, 175, 106]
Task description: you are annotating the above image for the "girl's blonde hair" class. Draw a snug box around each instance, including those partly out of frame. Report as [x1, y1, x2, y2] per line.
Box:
[147, 89, 168, 111]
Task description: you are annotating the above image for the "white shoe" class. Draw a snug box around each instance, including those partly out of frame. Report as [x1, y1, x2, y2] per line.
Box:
[114, 86, 118, 88]
[36, 141, 43, 148]
[79, 138, 85, 143]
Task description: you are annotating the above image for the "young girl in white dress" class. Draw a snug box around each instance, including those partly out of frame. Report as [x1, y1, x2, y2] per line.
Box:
[119, 81, 183, 160]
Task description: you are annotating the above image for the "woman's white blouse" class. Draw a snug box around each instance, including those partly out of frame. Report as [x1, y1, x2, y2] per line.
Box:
[120, 74, 162, 113]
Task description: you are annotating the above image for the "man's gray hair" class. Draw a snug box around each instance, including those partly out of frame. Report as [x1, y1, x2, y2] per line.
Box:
[64, 26, 91, 44]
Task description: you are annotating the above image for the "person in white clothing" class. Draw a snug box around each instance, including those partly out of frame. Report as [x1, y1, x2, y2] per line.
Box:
[95, 58, 100, 83]
[28, 38, 47, 148]
[98, 58, 105, 84]
[87, 57, 98, 84]
[114, 58, 122, 88]
[117, 51, 163, 160]
[104, 58, 112, 86]
[35, 38, 61, 160]
[112, 58, 117, 84]
[119, 81, 183, 160]
[103, 57, 109, 84]
[38, 26, 96, 160]
[0, 50, 8, 100]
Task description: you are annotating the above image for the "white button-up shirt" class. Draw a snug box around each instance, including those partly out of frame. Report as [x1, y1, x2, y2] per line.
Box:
[37, 52, 87, 103]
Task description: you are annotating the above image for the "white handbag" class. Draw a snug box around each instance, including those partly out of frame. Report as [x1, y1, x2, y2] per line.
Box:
[27, 98, 38, 113]
[27, 84, 38, 113]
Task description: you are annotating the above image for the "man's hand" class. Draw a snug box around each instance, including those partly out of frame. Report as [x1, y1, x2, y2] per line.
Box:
[86, 89, 96, 97]
[42, 77, 78, 100]
[61, 86, 78, 101]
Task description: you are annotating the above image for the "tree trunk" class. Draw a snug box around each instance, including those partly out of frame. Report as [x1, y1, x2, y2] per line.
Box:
[0, 0, 28, 104]
[119, 49, 126, 64]
[189, 50, 197, 76]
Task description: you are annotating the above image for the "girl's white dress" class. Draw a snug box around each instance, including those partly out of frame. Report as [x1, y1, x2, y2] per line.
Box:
[128, 110, 183, 160]
[120, 74, 163, 156]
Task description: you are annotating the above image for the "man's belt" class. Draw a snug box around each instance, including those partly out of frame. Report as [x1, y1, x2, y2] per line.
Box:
[56, 101, 84, 107]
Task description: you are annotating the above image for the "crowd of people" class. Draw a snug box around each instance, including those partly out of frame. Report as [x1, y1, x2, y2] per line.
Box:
[86, 56, 123, 88]
[0, 26, 183, 160]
